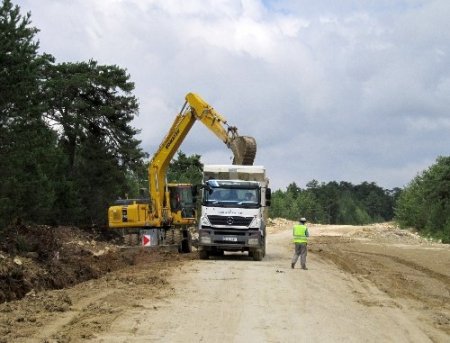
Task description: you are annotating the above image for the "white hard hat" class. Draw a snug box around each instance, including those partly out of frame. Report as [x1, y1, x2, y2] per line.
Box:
[300, 217, 307, 222]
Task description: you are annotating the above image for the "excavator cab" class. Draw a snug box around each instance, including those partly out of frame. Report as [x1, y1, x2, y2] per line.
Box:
[168, 183, 197, 223]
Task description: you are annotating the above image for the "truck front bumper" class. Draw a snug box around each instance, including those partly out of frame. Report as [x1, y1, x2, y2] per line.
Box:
[198, 227, 262, 250]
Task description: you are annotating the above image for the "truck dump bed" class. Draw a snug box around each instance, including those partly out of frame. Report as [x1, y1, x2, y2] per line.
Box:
[203, 165, 268, 183]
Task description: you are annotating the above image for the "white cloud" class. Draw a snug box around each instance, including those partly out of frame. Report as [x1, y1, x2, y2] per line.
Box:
[14, 0, 450, 190]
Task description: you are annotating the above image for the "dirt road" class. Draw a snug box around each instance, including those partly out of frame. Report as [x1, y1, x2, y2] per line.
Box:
[1, 222, 449, 342]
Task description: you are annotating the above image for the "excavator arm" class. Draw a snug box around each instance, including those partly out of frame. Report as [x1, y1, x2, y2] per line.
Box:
[149, 92, 257, 224]
[185, 93, 257, 165]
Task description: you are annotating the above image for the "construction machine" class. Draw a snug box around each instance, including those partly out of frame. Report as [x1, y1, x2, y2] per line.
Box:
[108, 92, 257, 251]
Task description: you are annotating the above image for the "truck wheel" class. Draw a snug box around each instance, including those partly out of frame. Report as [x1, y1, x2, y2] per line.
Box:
[211, 248, 224, 257]
[252, 249, 263, 261]
[199, 249, 209, 260]
[181, 229, 192, 253]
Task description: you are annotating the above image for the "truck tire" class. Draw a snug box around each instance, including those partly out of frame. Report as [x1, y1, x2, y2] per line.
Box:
[252, 249, 263, 261]
[263, 236, 266, 257]
[210, 248, 224, 257]
[181, 229, 192, 253]
[199, 249, 209, 260]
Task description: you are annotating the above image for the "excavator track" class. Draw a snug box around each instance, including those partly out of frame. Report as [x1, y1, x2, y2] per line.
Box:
[230, 136, 257, 165]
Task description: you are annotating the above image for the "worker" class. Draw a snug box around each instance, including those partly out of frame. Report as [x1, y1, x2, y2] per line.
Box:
[291, 217, 309, 270]
[245, 192, 255, 201]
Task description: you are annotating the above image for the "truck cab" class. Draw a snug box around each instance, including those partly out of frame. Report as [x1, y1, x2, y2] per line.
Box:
[198, 165, 271, 261]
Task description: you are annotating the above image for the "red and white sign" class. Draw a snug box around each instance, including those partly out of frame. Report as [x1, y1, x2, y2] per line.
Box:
[142, 234, 151, 246]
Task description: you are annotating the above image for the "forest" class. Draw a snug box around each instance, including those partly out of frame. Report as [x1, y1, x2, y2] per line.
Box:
[269, 180, 400, 225]
[1, 0, 449, 242]
[1, 0, 145, 227]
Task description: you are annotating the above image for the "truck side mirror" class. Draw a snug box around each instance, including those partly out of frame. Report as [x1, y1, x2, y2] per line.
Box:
[199, 184, 212, 193]
[265, 188, 271, 200]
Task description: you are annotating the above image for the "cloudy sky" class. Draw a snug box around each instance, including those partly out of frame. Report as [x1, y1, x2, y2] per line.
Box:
[15, 0, 450, 191]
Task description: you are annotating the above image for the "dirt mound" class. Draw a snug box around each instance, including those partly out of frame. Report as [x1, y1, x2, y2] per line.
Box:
[0, 224, 159, 303]
[267, 217, 296, 234]
[344, 222, 439, 244]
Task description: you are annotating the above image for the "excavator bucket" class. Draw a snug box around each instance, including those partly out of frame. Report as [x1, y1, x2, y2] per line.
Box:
[230, 136, 257, 165]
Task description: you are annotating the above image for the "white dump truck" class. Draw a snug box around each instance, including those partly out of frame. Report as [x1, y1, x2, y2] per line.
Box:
[198, 165, 271, 261]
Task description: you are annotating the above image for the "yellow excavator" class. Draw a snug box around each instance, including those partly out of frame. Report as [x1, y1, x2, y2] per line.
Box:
[108, 92, 256, 251]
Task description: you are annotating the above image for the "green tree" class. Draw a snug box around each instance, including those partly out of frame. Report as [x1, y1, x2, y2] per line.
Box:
[41, 60, 145, 225]
[0, 121, 62, 225]
[74, 134, 130, 225]
[167, 151, 203, 185]
[42, 60, 143, 171]
[337, 192, 371, 225]
[0, 1, 147, 227]
[396, 156, 450, 242]
[297, 191, 325, 223]
[0, 0, 60, 227]
[123, 161, 148, 199]
[0, 0, 53, 123]
[270, 179, 397, 225]
[268, 189, 285, 218]
[320, 182, 340, 224]
[395, 178, 425, 228]
[286, 182, 301, 199]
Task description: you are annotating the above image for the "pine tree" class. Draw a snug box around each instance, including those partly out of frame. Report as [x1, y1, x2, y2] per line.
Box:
[42, 60, 143, 172]
[0, 0, 58, 226]
[41, 60, 146, 225]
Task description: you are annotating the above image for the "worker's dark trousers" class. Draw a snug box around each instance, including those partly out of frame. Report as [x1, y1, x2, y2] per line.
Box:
[291, 243, 307, 268]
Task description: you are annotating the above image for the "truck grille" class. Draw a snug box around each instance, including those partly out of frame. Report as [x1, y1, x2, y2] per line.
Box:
[207, 215, 253, 226]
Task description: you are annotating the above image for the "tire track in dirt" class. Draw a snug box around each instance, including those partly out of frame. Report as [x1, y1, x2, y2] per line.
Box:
[311, 236, 450, 337]
[344, 250, 450, 285]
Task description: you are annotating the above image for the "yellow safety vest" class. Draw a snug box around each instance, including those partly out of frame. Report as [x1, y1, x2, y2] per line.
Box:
[293, 224, 308, 243]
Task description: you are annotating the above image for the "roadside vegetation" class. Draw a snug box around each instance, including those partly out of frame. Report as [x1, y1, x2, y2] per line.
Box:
[269, 181, 400, 225]
[395, 156, 450, 243]
[1, 0, 448, 243]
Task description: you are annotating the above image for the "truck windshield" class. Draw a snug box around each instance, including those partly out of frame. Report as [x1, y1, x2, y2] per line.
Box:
[203, 186, 259, 208]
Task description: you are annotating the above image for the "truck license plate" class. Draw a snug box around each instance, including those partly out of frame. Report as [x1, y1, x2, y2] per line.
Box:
[223, 236, 237, 242]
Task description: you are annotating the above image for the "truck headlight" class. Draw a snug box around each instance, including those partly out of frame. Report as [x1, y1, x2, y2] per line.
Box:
[200, 215, 211, 226]
[249, 216, 261, 228]
[200, 235, 211, 244]
[248, 237, 259, 245]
